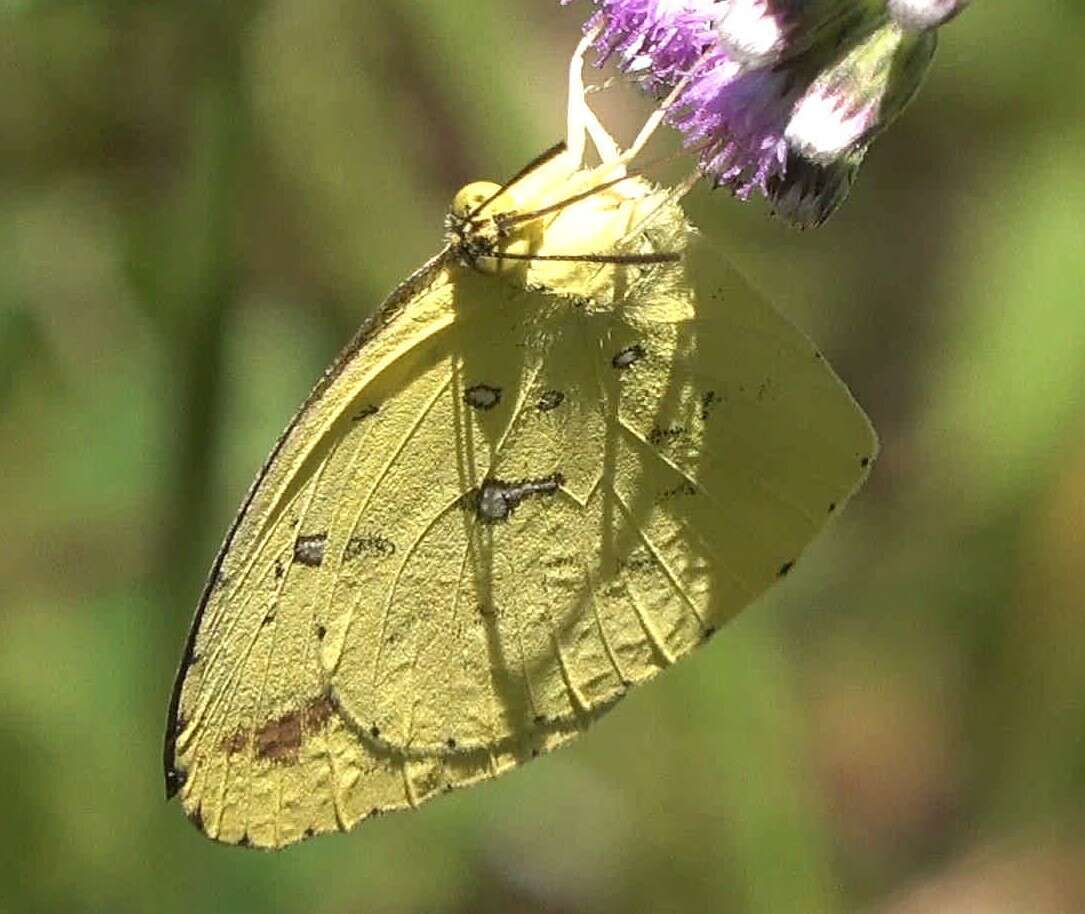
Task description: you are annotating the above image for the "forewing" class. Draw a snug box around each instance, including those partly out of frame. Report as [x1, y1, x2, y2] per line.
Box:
[167, 259, 619, 848]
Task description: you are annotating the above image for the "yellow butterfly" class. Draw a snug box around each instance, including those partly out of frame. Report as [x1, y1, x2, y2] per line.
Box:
[164, 36, 876, 849]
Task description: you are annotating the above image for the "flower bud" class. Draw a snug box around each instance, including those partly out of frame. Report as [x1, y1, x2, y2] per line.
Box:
[768, 149, 865, 228]
[716, 0, 883, 67]
[573, 0, 719, 93]
[888, 0, 970, 33]
[566, 0, 966, 224]
[785, 20, 937, 164]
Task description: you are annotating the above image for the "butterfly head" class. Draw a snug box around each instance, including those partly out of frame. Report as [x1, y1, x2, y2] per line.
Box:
[445, 180, 510, 268]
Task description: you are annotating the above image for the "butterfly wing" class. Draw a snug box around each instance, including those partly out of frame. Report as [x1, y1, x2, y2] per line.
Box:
[165, 250, 619, 846]
[167, 184, 874, 849]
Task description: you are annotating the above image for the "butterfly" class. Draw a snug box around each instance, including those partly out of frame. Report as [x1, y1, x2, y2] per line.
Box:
[163, 37, 877, 849]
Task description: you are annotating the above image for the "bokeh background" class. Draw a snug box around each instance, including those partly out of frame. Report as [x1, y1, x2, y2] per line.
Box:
[3, 1, 1085, 912]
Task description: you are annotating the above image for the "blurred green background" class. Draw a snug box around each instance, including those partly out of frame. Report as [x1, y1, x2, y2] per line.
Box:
[3, 1, 1085, 912]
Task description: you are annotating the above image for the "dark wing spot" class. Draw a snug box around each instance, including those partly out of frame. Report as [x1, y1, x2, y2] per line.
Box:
[703, 625, 717, 640]
[778, 561, 794, 577]
[700, 390, 719, 420]
[612, 344, 645, 370]
[470, 474, 564, 524]
[351, 404, 379, 422]
[537, 389, 565, 412]
[860, 456, 871, 468]
[477, 484, 511, 523]
[617, 550, 655, 575]
[648, 424, 686, 447]
[660, 480, 697, 501]
[446, 737, 457, 749]
[303, 827, 315, 839]
[370, 725, 381, 739]
[262, 610, 276, 626]
[828, 502, 837, 513]
[294, 533, 327, 567]
[344, 533, 396, 561]
[237, 834, 251, 848]
[274, 560, 284, 580]
[464, 383, 502, 410]
[315, 623, 327, 640]
[255, 712, 303, 762]
[222, 696, 335, 767]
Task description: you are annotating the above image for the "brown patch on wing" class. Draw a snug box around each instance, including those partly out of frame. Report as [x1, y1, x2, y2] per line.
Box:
[253, 693, 337, 764]
[255, 712, 304, 762]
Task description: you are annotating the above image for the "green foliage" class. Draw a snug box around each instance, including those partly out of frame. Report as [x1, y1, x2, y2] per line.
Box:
[2, 2, 1084, 912]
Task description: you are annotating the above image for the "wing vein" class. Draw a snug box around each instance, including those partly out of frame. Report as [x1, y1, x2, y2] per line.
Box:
[583, 564, 628, 686]
[609, 484, 706, 629]
[329, 374, 454, 676]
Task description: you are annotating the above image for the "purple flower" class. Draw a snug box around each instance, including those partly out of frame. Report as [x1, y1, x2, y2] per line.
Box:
[670, 54, 794, 198]
[566, 0, 968, 225]
[568, 0, 719, 92]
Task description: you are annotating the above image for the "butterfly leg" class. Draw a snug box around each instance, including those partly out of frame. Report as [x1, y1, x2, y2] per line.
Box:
[567, 26, 691, 180]
[566, 29, 623, 169]
[565, 32, 593, 170]
[615, 74, 692, 168]
[583, 100, 621, 166]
